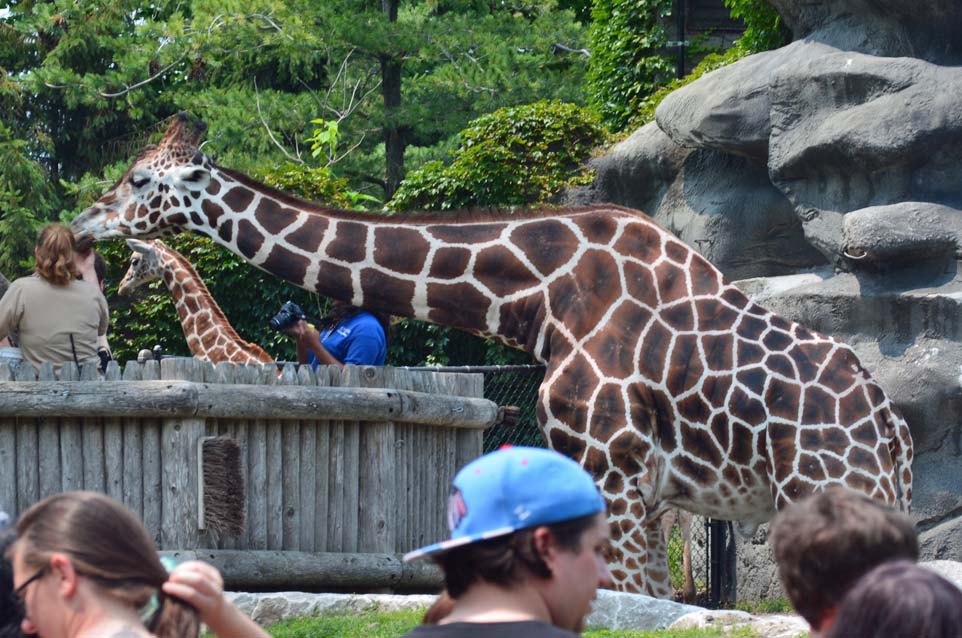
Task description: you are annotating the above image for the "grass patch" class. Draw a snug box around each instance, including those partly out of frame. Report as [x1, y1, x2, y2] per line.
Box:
[733, 597, 795, 615]
[244, 608, 762, 637]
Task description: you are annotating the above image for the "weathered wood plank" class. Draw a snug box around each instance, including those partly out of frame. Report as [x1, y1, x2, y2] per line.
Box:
[314, 366, 332, 553]
[212, 362, 237, 550]
[357, 366, 397, 554]
[36, 363, 61, 499]
[279, 363, 300, 551]
[15, 362, 39, 513]
[0, 363, 17, 515]
[57, 363, 83, 493]
[80, 362, 106, 494]
[158, 358, 204, 550]
[259, 364, 282, 551]
[140, 360, 163, 545]
[103, 362, 124, 502]
[247, 369, 269, 550]
[296, 364, 317, 553]
[121, 361, 144, 520]
[0, 382, 499, 427]
[161, 549, 442, 590]
[338, 366, 361, 553]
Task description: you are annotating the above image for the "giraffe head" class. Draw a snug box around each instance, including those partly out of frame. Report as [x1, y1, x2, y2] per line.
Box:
[72, 112, 211, 240]
[118, 238, 164, 296]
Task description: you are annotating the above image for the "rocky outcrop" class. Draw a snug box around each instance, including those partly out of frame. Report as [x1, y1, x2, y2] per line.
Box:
[573, 0, 962, 603]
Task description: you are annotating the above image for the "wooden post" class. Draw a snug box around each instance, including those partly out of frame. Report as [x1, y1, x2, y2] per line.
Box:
[103, 362, 124, 502]
[37, 363, 61, 500]
[80, 362, 106, 494]
[159, 358, 205, 550]
[141, 360, 162, 545]
[279, 363, 301, 550]
[16, 362, 39, 513]
[121, 361, 144, 521]
[356, 366, 397, 555]
[297, 364, 317, 552]
[0, 363, 16, 515]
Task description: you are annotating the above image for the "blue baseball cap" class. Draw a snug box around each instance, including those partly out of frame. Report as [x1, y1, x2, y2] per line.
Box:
[404, 446, 605, 561]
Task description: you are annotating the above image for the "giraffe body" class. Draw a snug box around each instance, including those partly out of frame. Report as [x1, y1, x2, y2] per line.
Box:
[119, 238, 274, 365]
[73, 115, 913, 596]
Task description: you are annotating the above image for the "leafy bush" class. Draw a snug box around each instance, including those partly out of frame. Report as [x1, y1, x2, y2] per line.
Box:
[725, 0, 791, 52]
[586, 0, 674, 131]
[390, 100, 606, 211]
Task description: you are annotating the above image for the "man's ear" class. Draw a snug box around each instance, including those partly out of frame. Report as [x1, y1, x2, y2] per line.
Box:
[532, 526, 558, 567]
[50, 553, 80, 599]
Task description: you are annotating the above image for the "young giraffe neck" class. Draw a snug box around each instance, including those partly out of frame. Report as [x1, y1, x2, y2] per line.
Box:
[156, 244, 271, 363]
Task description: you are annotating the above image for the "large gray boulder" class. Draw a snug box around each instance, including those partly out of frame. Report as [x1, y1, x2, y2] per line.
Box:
[768, 0, 962, 62]
[568, 123, 824, 280]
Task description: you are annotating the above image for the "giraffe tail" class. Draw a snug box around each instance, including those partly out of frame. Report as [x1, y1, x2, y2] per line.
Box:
[886, 407, 914, 513]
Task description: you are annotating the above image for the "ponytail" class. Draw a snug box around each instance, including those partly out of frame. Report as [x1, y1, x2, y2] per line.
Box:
[149, 592, 200, 638]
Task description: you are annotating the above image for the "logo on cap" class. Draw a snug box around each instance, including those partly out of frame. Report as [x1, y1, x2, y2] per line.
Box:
[447, 489, 468, 531]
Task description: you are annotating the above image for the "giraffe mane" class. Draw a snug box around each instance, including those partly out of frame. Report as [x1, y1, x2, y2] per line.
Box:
[215, 166, 651, 225]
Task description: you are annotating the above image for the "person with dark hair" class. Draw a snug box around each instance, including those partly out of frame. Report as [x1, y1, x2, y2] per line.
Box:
[0, 521, 21, 638]
[8, 491, 199, 638]
[285, 299, 388, 368]
[769, 487, 920, 636]
[825, 561, 962, 638]
[402, 446, 611, 637]
[0, 224, 108, 372]
[74, 235, 113, 366]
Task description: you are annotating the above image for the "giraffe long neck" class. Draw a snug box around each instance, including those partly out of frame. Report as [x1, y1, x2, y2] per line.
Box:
[195, 166, 577, 356]
[158, 245, 272, 363]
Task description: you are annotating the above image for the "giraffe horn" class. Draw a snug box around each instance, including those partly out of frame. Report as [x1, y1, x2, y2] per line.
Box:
[126, 238, 154, 254]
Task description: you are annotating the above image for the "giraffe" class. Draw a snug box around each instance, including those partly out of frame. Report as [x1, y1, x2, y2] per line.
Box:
[72, 113, 913, 597]
[118, 237, 274, 365]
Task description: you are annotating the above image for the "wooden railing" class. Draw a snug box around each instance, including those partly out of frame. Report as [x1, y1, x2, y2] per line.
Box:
[0, 358, 498, 589]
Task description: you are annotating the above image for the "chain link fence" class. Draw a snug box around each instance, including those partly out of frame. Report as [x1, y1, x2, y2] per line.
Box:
[406, 364, 730, 606]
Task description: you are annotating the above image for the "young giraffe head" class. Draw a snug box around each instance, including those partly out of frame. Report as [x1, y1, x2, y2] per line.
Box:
[73, 112, 211, 240]
[118, 239, 164, 296]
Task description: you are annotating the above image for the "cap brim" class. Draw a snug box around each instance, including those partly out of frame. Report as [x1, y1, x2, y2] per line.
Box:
[402, 526, 515, 562]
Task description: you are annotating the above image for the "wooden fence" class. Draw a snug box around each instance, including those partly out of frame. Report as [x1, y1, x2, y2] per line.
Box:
[0, 357, 500, 589]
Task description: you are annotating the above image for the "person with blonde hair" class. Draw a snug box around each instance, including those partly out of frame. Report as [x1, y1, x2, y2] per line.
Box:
[8, 491, 197, 638]
[0, 223, 108, 372]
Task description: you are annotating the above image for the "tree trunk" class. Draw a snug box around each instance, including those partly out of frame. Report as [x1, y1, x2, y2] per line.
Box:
[381, 0, 405, 200]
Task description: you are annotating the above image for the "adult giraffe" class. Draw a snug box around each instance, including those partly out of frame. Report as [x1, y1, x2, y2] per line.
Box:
[73, 113, 913, 596]
[118, 238, 273, 365]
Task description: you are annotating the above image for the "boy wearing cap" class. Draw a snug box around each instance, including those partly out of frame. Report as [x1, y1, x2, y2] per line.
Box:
[402, 446, 612, 637]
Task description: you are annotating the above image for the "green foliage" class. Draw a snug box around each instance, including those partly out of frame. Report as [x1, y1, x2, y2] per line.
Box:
[586, 0, 675, 131]
[725, 0, 791, 52]
[391, 100, 606, 211]
[255, 163, 375, 210]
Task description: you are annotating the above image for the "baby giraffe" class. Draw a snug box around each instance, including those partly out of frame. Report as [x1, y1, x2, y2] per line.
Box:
[119, 239, 273, 365]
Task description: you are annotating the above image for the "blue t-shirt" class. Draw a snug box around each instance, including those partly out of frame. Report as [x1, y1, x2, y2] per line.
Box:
[307, 311, 386, 368]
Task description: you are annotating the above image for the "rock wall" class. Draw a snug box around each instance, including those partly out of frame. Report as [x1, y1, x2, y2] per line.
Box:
[569, 0, 962, 600]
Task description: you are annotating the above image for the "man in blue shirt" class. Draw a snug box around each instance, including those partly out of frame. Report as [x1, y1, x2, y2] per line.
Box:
[285, 300, 388, 368]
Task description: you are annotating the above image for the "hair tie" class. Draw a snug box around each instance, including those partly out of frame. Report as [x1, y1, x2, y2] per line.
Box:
[139, 556, 179, 623]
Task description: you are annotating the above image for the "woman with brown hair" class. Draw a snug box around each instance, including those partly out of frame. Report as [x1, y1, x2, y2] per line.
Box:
[8, 491, 198, 638]
[0, 223, 108, 372]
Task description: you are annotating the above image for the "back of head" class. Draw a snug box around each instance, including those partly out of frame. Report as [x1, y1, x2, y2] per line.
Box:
[34, 223, 79, 286]
[769, 487, 918, 628]
[13, 491, 199, 638]
[0, 527, 20, 638]
[826, 561, 962, 638]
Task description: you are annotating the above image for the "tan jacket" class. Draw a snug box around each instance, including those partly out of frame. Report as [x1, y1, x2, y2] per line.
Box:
[0, 274, 109, 371]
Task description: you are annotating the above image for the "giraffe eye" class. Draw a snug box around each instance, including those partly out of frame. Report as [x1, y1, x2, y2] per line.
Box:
[130, 175, 150, 188]
[183, 169, 208, 183]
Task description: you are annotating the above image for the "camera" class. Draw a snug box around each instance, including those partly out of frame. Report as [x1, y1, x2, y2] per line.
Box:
[269, 300, 307, 331]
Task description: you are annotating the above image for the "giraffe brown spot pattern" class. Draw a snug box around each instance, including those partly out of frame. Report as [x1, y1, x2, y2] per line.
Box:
[71, 117, 914, 599]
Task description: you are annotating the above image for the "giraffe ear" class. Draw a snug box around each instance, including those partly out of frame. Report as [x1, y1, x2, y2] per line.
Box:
[126, 238, 154, 255]
[174, 165, 211, 191]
